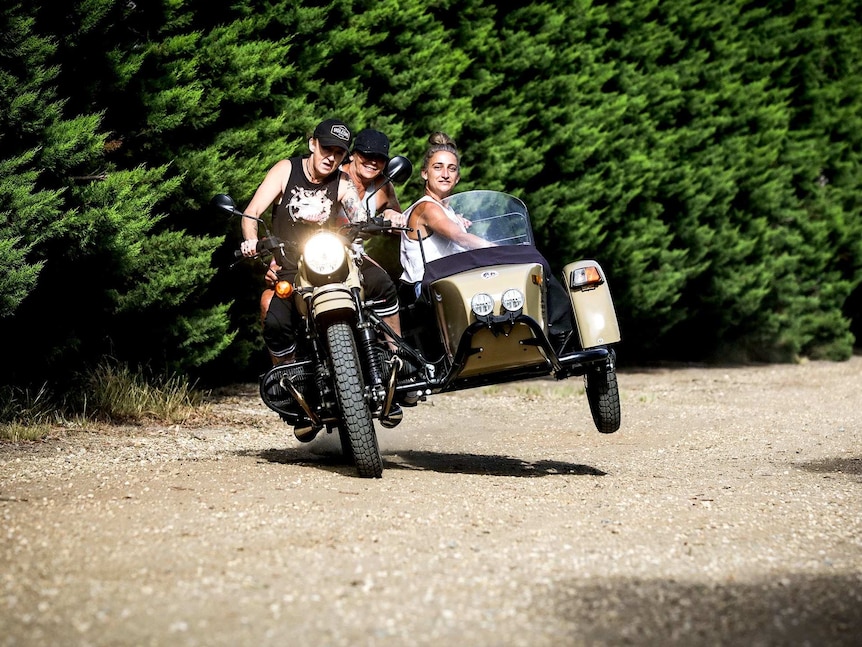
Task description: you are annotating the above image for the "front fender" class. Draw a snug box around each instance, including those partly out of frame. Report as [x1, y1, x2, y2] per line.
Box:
[310, 285, 356, 320]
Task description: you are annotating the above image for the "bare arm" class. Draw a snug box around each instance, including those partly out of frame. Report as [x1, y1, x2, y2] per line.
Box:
[241, 159, 291, 244]
[379, 184, 406, 226]
[338, 173, 367, 222]
[411, 201, 493, 249]
[380, 184, 402, 213]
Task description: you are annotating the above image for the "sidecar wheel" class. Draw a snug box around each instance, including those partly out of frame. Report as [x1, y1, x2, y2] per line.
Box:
[584, 353, 621, 434]
[326, 321, 383, 478]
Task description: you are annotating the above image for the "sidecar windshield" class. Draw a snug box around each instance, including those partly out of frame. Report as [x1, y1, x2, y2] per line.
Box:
[420, 190, 550, 289]
[444, 190, 534, 247]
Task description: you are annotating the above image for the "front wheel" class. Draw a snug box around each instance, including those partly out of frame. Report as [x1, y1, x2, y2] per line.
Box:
[584, 350, 621, 434]
[325, 320, 383, 477]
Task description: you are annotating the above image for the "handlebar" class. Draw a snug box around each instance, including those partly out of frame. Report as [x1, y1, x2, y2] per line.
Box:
[233, 236, 284, 258]
[356, 221, 412, 235]
[234, 221, 412, 258]
[340, 215, 413, 237]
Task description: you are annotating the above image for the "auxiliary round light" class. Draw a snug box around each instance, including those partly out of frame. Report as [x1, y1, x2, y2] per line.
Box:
[470, 292, 494, 317]
[501, 288, 525, 312]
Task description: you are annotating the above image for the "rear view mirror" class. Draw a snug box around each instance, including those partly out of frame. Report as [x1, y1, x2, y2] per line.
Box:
[384, 156, 413, 184]
[211, 193, 239, 215]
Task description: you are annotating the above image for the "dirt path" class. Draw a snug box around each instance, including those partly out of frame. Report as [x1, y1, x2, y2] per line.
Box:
[2, 358, 861, 646]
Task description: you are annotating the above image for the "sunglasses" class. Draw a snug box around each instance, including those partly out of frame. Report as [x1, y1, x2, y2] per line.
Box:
[354, 151, 388, 164]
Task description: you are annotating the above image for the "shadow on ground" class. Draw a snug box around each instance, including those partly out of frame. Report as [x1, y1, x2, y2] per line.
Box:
[240, 446, 605, 477]
[796, 456, 862, 476]
[384, 449, 606, 476]
[543, 573, 862, 646]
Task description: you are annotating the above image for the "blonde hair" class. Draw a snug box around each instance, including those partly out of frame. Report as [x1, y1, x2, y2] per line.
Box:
[422, 132, 460, 171]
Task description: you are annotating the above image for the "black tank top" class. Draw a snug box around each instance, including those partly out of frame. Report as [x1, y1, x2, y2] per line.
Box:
[272, 155, 344, 252]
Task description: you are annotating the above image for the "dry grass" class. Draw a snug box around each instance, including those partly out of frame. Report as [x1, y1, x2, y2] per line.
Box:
[80, 362, 208, 424]
[0, 362, 209, 441]
[0, 383, 59, 441]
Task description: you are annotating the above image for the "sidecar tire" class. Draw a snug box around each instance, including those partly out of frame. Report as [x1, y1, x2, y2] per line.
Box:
[325, 321, 383, 478]
[584, 356, 621, 434]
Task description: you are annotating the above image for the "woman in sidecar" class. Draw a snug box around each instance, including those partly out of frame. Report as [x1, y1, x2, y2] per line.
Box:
[390, 133, 621, 435]
[398, 132, 576, 351]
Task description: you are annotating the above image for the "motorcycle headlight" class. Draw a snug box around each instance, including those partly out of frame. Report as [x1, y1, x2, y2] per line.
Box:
[470, 292, 494, 317]
[304, 232, 346, 276]
[501, 288, 524, 313]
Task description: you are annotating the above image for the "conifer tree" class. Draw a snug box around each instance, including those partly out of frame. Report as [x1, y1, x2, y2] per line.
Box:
[466, 1, 702, 357]
[0, 2, 123, 385]
[0, 4, 56, 320]
[763, 0, 862, 359]
[0, 1, 233, 389]
[3, 0, 860, 383]
[467, 0, 861, 361]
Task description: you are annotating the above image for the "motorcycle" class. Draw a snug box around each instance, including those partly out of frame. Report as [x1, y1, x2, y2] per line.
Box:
[212, 157, 621, 478]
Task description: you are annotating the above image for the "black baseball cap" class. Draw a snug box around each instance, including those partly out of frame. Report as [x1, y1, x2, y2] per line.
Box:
[352, 129, 390, 160]
[313, 118, 352, 152]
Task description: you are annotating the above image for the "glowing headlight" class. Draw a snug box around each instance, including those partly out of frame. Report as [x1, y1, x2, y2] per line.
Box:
[304, 232, 346, 275]
[501, 289, 524, 312]
[470, 292, 494, 317]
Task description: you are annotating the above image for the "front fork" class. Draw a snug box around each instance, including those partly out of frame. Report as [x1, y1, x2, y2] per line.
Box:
[351, 287, 393, 414]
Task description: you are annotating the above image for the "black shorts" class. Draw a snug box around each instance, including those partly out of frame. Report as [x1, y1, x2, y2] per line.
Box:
[262, 295, 299, 359]
[359, 256, 399, 317]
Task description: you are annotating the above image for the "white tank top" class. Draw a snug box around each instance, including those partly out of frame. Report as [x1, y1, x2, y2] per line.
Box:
[400, 195, 466, 283]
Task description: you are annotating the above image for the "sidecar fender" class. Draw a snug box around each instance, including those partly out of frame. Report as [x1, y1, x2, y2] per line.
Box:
[562, 260, 621, 348]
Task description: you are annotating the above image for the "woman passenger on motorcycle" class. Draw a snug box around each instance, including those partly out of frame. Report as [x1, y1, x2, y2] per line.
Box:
[240, 118, 400, 364]
[339, 128, 409, 346]
[399, 132, 494, 291]
[342, 129, 406, 224]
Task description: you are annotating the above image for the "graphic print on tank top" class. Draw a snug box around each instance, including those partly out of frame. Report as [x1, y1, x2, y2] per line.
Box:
[286, 185, 334, 224]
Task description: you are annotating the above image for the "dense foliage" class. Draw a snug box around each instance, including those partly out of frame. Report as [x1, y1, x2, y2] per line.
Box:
[1, 0, 860, 392]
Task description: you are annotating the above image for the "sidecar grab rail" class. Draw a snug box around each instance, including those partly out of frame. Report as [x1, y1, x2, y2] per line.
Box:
[413, 315, 611, 393]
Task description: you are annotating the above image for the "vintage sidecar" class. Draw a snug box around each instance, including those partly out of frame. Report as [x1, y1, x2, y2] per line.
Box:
[391, 190, 622, 434]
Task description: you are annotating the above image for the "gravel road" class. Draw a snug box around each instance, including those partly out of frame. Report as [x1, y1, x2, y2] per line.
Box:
[2, 357, 861, 646]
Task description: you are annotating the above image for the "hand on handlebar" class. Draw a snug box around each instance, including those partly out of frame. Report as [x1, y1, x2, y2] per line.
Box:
[240, 238, 259, 257]
[384, 210, 408, 228]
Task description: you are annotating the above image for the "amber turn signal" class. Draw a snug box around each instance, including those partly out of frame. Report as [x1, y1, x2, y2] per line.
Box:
[570, 265, 603, 288]
[275, 280, 294, 299]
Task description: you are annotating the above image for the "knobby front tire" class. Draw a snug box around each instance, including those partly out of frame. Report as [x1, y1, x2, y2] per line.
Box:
[325, 320, 383, 478]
